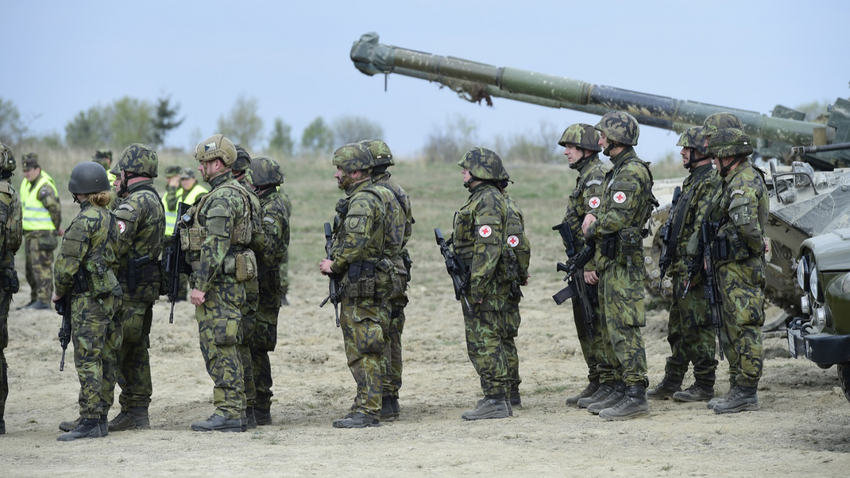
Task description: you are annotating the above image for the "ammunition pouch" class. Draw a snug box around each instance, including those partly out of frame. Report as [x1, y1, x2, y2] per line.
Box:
[0, 268, 19, 293]
[401, 249, 413, 282]
[616, 227, 643, 264]
[376, 258, 401, 300]
[498, 246, 519, 283]
[345, 260, 375, 299]
[180, 224, 205, 252]
[84, 260, 120, 299]
[223, 249, 257, 282]
[714, 233, 751, 263]
[601, 234, 617, 259]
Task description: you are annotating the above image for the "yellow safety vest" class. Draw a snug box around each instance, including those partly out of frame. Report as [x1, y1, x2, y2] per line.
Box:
[179, 184, 208, 209]
[163, 188, 184, 236]
[107, 170, 118, 188]
[20, 171, 58, 231]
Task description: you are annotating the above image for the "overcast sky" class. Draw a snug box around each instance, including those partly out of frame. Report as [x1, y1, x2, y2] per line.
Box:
[4, 0, 849, 160]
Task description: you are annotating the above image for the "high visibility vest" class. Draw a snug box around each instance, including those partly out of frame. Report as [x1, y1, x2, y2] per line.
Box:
[107, 170, 118, 188]
[179, 184, 208, 209]
[163, 188, 184, 236]
[20, 171, 58, 231]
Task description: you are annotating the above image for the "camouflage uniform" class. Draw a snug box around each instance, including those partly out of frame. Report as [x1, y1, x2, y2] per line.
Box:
[0, 144, 23, 434]
[107, 145, 165, 429]
[278, 188, 292, 301]
[323, 144, 392, 426]
[503, 192, 529, 403]
[20, 154, 61, 307]
[54, 191, 123, 423]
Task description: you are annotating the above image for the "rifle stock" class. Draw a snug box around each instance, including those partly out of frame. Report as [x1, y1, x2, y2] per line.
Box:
[55, 295, 72, 372]
[435, 228, 471, 311]
[553, 239, 597, 339]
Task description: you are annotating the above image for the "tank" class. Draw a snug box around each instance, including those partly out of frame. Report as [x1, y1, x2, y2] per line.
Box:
[350, 32, 850, 320]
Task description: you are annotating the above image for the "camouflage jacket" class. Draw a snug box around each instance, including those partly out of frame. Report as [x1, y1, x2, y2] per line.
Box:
[164, 184, 182, 212]
[184, 172, 254, 292]
[563, 154, 608, 271]
[0, 177, 23, 270]
[705, 162, 768, 268]
[238, 176, 266, 295]
[668, 163, 720, 283]
[369, 175, 406, 271]
[330, 179, 387, 275]
[452, 182, 510, 306]
[373, 171, 413, 248]
[504, 192, 530, 281]
[586, 147, 655, 272]
[113, 181, 166, 302]
[54, 200, 120, 299]
[257, 187, 290, 286]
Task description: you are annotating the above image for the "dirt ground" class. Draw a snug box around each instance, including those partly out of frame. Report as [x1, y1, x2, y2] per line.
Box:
[3, 266, 849, 478]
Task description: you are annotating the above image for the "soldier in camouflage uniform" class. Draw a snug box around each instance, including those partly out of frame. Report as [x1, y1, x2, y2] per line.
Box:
[451, 147, 514, 421]
[319, 143, 392, 428]
[703, 128, 767, 414]
[245, 156, 289, 425]
[556, 124, 616, 408]
[101, 144, 165, 432]
[0, 143, 23, 436]
[53, 162, 123, 441]
[582, 111, 656, 420]
[20, 153, 62, 310]
[361, 139, 413, 421]
[278, 186, 292, 305]
[647, 127, 720, 402]
[181, 134, 256, 433]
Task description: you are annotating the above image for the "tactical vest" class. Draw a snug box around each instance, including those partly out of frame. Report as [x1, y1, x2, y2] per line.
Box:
[21, 171, 58, 231]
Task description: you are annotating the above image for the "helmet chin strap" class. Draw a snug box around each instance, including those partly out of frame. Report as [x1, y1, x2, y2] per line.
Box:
[719, 156, 746, 177]
[569, 149, 592, 170]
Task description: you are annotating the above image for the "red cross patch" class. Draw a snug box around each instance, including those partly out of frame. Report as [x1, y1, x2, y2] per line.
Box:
[117, 220, 127, 234]
[478, 225, 492, 238]
[588, 196, 601, 209]
[613, 191, 627, 204]
[507, 235, 519, 248]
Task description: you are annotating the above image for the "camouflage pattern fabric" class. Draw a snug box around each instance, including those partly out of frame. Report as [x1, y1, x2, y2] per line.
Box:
[278, 188, 292, 296]
[329, 178, 390, 419]
[0, 175, 23, 421]
[586, 147, 654, 387]
[503, 192, 529, 396]
[54, 200, 123, 419]
[595, 112, 640, 146]
[705, 161, 768, 388]
[702, 113, 743, 139]
[452, 181, 511, 397]
[457, 147, 507, 181]
[252, 187, 290, 409]
[662, 163, 720, 386]
[562, 154, 615, 384]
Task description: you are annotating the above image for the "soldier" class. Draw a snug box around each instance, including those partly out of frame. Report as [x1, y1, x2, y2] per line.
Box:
[361, 139, 412, 421]
[53, 162, 123, 441]
[647, 127, 720, 402]
[162, 165, 183, 237]
[245, 157, 289, 425]
[703, 128, 767, 414]
[92, 150, 118, 186]
[0, 143, 23, 436]
[500, 172, 530, 408]
[19, 153, 62, 310]
[278, 185, 292, 306]
[181, 134, 255, 433]
[556, 124, 615, 408]
[103, 144, 165, 432]
[319, 143, 392, 428]
[451, 147, 514, 421]
[582, 111, 656, 420]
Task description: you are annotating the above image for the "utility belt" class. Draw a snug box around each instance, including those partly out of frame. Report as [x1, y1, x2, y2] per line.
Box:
[344, 258, 395, 299]
[710, 232, 754, 264]
[601, 227, 643, 263]
[119, 260, 161, 292]
[0, 267, 19, 293]
[187, 247, 256, 283]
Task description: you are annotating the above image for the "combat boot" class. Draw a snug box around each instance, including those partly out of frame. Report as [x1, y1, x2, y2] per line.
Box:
[100, 415, 108, 437]
[254, 408, 272, 426]
[587, 382, 626, 415]
[713, 386, 759, 414]
[577, 382, 614, 409]
[566, 380, 600, 406]
[646, 378, 682, 400]
[246, 407, 257, 429]
[673, 383, 714, 402]
[707, 386, 738, 409]
[599, 385, 650, 421]
[58, 416, 81, 432]
[57, 418, 103, 442]
[332, 412, 381, 428]
[461, 397, 511, 421]
[108, 407, 150, 431]
[391, 397, 401, 419]
[510, 388, 522, 407]
[380, 396, 397, 422]
[191, 414, 243, 432]
[0, 417, 5, 435]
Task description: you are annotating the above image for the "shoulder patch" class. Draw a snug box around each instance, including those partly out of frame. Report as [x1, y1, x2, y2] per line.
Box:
[588, 196, 601, 209]
[478, 225, 493, 238]
[731, 189, 745, 197]
[118, 202, 135, 211]
[585, 179, 602, 187]
[117, 220, 127, 234]
[263, 216, 275, 224]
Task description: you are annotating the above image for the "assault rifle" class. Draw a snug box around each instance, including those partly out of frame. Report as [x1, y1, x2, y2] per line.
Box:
[319, 222, 342, 327]
[162, 202, 192, 323]
[656, 186, 681, 293]
[552, 239, 597, 339]
[700, 221, 725, 361]
[55, 294, 72, 372]
[435, 228, 471, 311]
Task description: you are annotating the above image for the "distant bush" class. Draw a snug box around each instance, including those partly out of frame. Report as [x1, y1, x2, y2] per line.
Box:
[332, 115, 384, 146]
[423, 115, 478, 163]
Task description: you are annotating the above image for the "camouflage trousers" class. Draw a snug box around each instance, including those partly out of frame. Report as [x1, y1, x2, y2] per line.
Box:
[340, 297, 389, 420]
[1, 289, 10, 419]
[599, 262, 648, 388]
[251, 283, 281, 410]
[279, 258, 289, 296]
[239, 287, 258, 408]
[381, 303, 406, 399]
[503, 300, 522, 395]
[71, 294, 122, 419]
[25, 231, 56, 303]
[571, 286, 615, 384]
[195, 281, 246, 419]
[105, 300, 154, 413]
[462, 299, 510, 398]
[663, 278, 718, 387]
[717, 261, 766, 388]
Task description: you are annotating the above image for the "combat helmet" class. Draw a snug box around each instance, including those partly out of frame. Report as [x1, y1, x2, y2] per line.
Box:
[558, 123, 602, 152]
[362, 139, 394, 168]
[114, 143, 159, 178]
[457, 147, 507, 181]
[707, 128, 753, 158]
[250, 156, 285, 187]
[92, 149, 112, 168]
[677, 126, 709, 156]
[594, 111, 640, 146]
[194, 134, 237, 166]
[702, 112, 743, 140]
[233, 144, 252, 171]
[0, 142, 16, 173]
[164, 165, 182, 177]
[332, 143, 374, 173]
[69, 161, 111, 194]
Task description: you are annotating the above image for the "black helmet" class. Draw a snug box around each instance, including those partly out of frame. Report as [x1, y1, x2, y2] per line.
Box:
[69, 161, 111, 195]
[233, 144, 252, 171]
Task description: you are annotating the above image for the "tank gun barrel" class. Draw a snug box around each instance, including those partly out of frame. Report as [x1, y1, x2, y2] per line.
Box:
[351, 32, 828, 146]
[791, 142, 850, 155]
